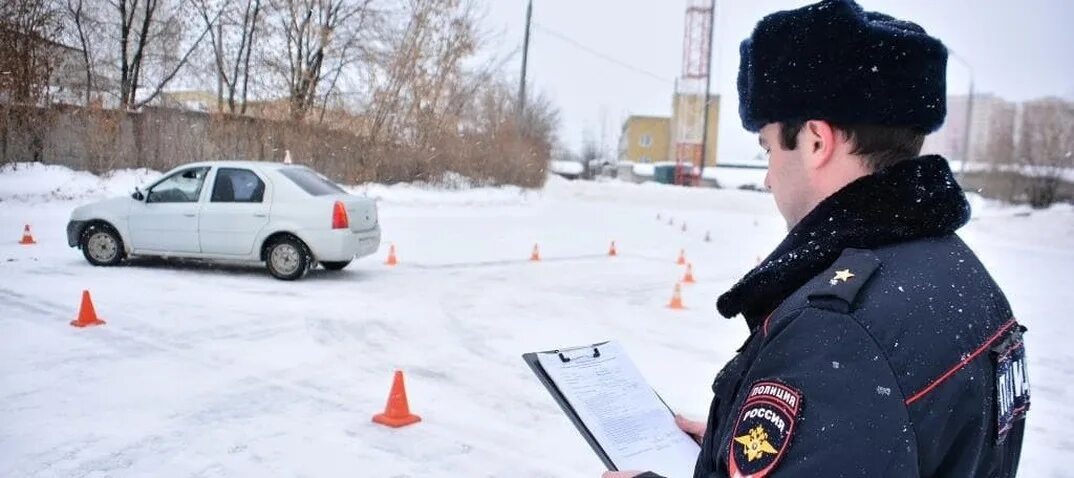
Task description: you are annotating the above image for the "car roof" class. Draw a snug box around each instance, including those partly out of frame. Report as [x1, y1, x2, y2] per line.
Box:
[178, 160, 306, 172]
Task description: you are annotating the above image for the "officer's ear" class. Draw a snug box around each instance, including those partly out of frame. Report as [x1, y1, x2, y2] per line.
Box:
[802, 120, 837, 170]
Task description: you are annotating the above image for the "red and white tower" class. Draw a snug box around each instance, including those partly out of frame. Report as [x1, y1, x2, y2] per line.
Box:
[673, 0, 716, 186]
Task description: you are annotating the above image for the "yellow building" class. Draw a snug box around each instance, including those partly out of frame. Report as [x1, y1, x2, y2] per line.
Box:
[619, 116, 671, 164]
[618, 94, 719, 167]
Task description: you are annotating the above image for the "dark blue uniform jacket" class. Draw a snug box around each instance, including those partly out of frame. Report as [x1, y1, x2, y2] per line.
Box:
[642, 157, 1029, 478]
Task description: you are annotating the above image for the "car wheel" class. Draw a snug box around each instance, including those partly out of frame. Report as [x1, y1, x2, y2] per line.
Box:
[266, 236, 310, 280]
[80, 223, 124, 266]
[320, 260, 351, 271]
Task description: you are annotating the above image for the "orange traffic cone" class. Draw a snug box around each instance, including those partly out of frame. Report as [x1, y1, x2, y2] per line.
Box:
[71, 290, 106, 328]
[676, 249, 687, 265]
[530, 244, 541, 262]
[704, 231, 712, 242]
[18, 224, 36, 245]
[668, 283, 686, 310]
[373, 370, 421, 428]
[683, 263, 696, 284]
[608, 241, 618, 257]
[385, 244, 398, 266]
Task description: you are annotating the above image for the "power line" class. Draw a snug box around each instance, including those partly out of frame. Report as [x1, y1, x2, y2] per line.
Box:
[531, 22, 674, 85]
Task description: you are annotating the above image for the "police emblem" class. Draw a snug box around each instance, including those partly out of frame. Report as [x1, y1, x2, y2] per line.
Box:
[728, 380, 802, 478]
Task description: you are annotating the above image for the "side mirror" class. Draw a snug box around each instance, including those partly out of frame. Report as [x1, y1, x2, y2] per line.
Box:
[132, 187, 145, 201]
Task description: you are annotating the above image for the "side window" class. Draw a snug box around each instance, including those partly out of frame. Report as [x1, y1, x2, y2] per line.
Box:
[211, 168, 265, 203]
[147, 167, 210, 203]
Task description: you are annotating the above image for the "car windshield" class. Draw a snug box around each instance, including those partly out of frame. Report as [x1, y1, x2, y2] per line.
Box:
[279, 167, 346, 196]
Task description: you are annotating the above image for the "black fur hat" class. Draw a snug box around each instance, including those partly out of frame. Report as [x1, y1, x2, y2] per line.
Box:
[737, 0, 948, 133]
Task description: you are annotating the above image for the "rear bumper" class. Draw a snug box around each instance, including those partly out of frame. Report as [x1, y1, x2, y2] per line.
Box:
[302, 226, 381, 262]
[67, 220, 86, 247]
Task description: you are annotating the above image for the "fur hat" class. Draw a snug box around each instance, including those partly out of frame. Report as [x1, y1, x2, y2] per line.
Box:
[737, 0, 948, 133]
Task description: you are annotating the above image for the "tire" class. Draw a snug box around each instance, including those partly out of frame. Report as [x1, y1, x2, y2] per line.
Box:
[80, 223, 124, 266]
[320, 260, 352, 271]
[265, 236, 310, 280]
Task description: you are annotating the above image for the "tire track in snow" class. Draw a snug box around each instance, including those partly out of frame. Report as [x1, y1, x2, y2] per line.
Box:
[0, 287, 356, 410]
[399, 252, 669, 271]
[1, 286, 533, 474]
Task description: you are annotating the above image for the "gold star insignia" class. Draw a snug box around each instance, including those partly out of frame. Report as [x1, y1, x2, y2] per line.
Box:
[733, 425, 780, 462]
[833, 269, 855, 283]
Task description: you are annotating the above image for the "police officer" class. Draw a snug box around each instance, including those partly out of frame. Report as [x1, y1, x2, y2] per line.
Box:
[605, 1, 1029, 476]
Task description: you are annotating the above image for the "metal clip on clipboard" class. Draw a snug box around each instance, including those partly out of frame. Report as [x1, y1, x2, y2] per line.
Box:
[556, 344, 602, 363]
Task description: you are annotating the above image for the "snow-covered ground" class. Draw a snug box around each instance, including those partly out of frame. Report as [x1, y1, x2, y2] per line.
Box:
[0, 163, 1071, 477]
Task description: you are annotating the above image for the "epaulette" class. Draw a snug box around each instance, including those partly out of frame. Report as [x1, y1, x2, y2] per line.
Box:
[805, 248, 882, 313]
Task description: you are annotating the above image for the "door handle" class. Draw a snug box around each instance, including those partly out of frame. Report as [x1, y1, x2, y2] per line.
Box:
[253, 213, 267, 218]
[183, 213, 196, 217]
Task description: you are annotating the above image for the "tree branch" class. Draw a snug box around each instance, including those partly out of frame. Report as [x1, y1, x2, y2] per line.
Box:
[134, 4, 222, 108]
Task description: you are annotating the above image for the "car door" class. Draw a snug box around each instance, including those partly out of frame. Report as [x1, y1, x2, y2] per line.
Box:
[198, 167, 271, 256]
[128, 166, 209, 254]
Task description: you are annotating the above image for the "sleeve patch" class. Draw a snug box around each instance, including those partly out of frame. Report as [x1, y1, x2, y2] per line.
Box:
[727, 380, 802, 478]
[993, 324, 1030, 444]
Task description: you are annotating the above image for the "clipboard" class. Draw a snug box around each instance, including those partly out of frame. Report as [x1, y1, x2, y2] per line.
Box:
[522, 341, 683, 472]
[522, 342, 617, 470]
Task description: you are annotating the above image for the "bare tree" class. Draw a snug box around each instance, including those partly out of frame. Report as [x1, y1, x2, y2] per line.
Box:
[195, 0, 261, 114]
[262, 0, 374, 122]
[0, 0, 63, 104]
[982, 102, 1016, 167]
[580, 131, 603, 180]
[110, 0, 222, 109]
[64, 0, 96, 105]
[1, 0, 63, 166]
[456, 76, 559, 185]
[366, 0, 482, 144]
[1017, 97, 1074, 207]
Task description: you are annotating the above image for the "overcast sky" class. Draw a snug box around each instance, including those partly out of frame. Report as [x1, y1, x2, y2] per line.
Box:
[480, 0, 1074, 163]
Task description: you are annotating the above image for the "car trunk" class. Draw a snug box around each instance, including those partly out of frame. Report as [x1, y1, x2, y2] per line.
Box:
[331, 195, 377, 232]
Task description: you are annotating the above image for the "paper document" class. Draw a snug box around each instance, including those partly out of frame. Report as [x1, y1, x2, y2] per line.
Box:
[533, 341, 700, 477]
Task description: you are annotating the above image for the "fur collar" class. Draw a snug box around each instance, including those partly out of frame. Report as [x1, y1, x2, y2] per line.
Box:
[717, 155, 970, 326]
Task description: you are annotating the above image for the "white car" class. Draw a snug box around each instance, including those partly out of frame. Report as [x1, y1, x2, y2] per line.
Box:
[66, 161, 381, 280]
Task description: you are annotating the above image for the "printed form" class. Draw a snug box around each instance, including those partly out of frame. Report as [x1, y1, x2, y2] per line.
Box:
[536, 341, 700, 477]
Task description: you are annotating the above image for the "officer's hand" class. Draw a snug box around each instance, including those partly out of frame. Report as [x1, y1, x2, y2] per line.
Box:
[675, 413, 706, 444]
[601, 471, 642, 478]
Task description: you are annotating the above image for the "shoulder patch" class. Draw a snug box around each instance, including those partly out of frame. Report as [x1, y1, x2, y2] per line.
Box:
[807, 248, 881, 313]
[993, 324, 1030, 444]
[727, 380, 802, 478]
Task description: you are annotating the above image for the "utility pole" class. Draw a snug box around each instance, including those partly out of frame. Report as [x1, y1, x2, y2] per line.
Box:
[697, 0, 716, 182]
[950, 51, 975, 175]
[961, 77, 975, 173]
[519, 0, 533, 117]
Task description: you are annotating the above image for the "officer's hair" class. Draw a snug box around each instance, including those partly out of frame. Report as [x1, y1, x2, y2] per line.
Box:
[778, 121, 926, 172]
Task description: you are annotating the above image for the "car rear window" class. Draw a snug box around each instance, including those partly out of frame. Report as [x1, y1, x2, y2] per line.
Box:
[279, 167, 346, 196]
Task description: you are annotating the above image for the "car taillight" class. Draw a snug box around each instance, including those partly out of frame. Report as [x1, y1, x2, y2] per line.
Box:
[332, 201, 349, 229]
